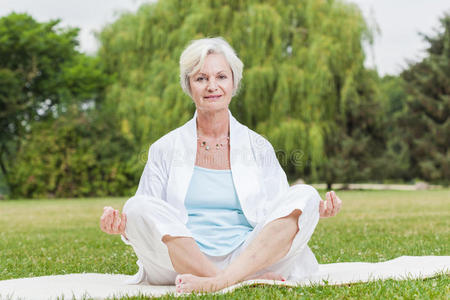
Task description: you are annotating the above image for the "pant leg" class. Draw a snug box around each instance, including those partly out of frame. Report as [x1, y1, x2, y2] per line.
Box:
[122, 195, 193, 285]
[229, 184, 321, 280]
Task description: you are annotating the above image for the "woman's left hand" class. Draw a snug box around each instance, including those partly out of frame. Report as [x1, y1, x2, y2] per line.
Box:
[319, 190, 342, 218]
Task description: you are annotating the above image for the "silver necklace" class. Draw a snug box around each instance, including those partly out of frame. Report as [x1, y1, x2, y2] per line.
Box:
[197, 136, 230, 151]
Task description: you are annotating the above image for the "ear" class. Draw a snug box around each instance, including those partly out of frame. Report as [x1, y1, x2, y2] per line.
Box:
[186, 78, 193, 98]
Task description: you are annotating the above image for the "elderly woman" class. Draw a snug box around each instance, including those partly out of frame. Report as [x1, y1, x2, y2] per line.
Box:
[100, 37, 342, 293]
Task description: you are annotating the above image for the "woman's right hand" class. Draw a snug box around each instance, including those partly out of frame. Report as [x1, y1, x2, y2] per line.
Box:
[100, 206, 127, 236]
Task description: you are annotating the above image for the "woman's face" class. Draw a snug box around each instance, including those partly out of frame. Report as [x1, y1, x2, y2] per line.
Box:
[189, 53, 234, 113]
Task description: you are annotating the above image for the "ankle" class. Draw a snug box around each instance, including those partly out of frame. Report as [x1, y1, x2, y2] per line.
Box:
[202, 268, 220, 277]
[214, 271, 239, 287]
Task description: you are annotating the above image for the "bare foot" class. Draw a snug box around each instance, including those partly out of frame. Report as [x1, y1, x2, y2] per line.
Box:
[175, 272, 286, 294]
[246, 271, 286, 281]
[175, 274, 228, 293]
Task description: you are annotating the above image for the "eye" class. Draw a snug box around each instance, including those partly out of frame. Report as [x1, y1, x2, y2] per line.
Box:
[196, 76, 205, 82]
[218, 74, 227, 79]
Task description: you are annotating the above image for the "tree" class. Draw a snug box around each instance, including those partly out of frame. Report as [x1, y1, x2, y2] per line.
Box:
[369, 75, 411, 182]
[400, 13, 449, 184]
[0, 13, 108, 194]
[320, 68, 387, 188]
[9, 105, 140, 198]
[98, 0, 379, 184]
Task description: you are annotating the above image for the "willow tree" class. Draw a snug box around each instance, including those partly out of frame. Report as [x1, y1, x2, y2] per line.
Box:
[99, 0, 376, 183]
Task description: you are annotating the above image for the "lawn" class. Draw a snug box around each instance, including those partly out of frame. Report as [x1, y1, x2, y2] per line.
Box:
[0, 189, 449, 299]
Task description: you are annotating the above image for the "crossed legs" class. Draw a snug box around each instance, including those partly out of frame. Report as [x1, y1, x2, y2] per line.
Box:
[163, 209, 302, 293]
[162, 236, 219, 277]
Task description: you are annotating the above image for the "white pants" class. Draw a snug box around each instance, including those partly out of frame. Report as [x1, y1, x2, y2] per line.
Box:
[122, 184, 321, 285]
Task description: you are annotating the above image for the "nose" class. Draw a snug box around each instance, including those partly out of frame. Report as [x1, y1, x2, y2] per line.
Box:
[207, 79, 218, 91]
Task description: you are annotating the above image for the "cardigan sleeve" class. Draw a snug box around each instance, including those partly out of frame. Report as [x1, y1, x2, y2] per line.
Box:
[122, 142, 169, 245]
[261, 142, 290, 203]
[134, 142, 169, 201]
[249, 131, 289, 205]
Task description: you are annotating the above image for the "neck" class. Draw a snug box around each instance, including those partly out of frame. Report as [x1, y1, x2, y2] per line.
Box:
[196, 109, 229, 138]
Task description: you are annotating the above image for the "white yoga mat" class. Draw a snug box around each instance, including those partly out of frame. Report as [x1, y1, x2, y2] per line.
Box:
[1, 256, 448, 300]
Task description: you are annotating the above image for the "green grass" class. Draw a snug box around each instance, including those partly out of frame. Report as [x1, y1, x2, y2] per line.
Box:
[1, 190, 449, 299]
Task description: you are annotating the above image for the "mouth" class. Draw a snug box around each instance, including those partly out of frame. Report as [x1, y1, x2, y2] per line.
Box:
[203, 95, 222, 100]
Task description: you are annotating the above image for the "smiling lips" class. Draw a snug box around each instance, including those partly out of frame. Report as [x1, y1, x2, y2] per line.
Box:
[204, 95, 222, 100]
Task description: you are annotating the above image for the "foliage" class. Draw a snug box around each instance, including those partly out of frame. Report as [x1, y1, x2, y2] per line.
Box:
[8, 105, 141, 198]
[98, 0, 380, 183]
[320, 68, 387, 188]
[0, 13, 109, 196]
[0, 13, 111, 197]
[370, 75, 412, 182]
[400, 14, 450, 184]
[3, 4, 448, 198]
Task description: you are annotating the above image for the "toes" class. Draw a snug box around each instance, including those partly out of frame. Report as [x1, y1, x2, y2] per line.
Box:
[175, 275, 183, 293]
[260, 272, 286, 281]
[176, 284, 190, 294]
[175, 283, 185, 294]
[175, 274, 191, 294]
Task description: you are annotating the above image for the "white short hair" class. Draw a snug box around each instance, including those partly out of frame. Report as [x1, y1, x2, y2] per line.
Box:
[179, 37, 244, 97]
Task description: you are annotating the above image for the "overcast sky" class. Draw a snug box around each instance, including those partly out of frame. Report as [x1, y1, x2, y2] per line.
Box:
[1, 0, 449, 76]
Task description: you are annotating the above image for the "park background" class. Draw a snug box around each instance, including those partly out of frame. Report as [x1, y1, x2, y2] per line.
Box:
[0, 1, 449, 298]
[1, 0, 449, 199]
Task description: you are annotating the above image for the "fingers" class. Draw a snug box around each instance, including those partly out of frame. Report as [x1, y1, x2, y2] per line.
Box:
[330, 191, 342, 216]
[319, 193, 330, 218]
[100, 207, 113, 233]
[319, 191, 343, 218]
[118, 213, 127, 235]
[329, 192, 338, 216]
[100, 207, 124, 235]
[112, 210, 121, 232]
[105, 207, 115, 232]
[325, 192, 333, 216]
[319, 199, 325, 217]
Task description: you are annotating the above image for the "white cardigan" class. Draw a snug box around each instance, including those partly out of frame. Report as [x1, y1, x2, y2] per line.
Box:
[135, 110, 290, 227]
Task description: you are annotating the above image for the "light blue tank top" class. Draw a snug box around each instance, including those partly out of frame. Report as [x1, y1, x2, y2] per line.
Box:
[184, 166, 254, 256]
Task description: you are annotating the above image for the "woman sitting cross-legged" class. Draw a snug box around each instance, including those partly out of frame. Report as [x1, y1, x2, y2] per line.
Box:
[99, 37, 342, 294]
